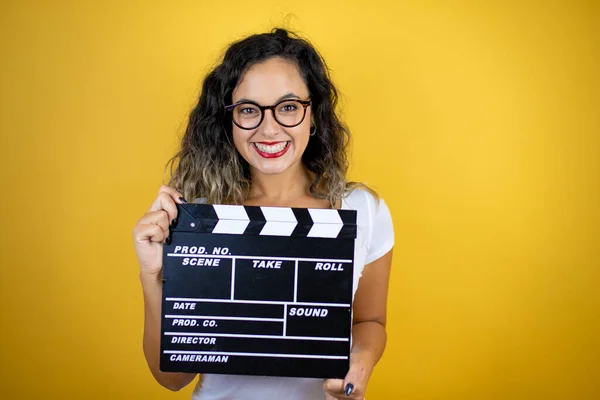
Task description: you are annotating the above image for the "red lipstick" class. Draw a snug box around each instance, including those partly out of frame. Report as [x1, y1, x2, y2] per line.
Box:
[253, 142, 290, 158]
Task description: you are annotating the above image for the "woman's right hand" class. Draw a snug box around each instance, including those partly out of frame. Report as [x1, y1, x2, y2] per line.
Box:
[133, 185, 185, 277]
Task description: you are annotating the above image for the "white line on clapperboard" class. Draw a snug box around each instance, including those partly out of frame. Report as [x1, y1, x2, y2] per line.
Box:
[164, 332, 349, 342]
[165, 315, 282, 322]
[167, 253, 352, 263]
[163, 350, 348, 360]
[283, 304, 287, 336]
[230, 259, 235, 300]
[294, 261, 298, 302]
[165, 298, 351, 307]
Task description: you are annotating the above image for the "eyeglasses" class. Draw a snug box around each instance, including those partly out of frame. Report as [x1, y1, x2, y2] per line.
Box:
[224, 99, 311, 130]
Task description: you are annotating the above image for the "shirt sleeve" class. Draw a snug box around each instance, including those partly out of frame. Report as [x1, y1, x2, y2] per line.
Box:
[365, 196, 395, 265]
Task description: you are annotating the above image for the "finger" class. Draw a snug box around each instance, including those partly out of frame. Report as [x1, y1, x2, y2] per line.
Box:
[323, 379, 345, 397]
[148, 192, 179, 224]
[138, 210, 170, 238]
[133, 223, 165, 243]
[158, 185, 186, 204]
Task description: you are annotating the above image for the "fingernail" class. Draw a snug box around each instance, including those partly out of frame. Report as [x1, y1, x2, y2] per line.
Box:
[165, 236, 172, 245]
[171, 218, 178, 227]
[344, 383, 354, 396]
[179, 197, 187, 204]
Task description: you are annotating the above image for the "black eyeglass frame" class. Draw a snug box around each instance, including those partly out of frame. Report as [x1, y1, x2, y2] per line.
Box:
[224, 99, 312, 130]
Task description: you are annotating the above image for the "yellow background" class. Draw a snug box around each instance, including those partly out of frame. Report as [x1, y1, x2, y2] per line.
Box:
[1, 1, 598, 399]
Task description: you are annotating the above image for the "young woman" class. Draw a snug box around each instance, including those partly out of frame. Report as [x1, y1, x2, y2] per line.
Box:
[133, 28, 394, 400]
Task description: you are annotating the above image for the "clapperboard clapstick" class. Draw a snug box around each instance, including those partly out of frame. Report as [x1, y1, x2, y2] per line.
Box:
[160, 203, 357, 379]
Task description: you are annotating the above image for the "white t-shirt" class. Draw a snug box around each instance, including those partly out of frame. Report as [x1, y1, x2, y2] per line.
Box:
[190, 188, 394, 400]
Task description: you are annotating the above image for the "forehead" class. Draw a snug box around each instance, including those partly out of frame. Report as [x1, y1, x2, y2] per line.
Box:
[232, 57, 309, 103]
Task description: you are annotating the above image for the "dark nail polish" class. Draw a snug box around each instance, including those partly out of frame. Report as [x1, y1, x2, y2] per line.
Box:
[171, 218, 178, 227]
[344, 383, 354, 396]
[179, 197, 187, 204]
[165, 236, 172, 245]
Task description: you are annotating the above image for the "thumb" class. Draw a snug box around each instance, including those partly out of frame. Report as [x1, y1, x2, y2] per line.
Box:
[343, 359, 369, 397]
[323, 378, 344, 396]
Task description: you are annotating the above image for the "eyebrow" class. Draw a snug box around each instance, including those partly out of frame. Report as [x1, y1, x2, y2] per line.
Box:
[235, 92, 302, 105]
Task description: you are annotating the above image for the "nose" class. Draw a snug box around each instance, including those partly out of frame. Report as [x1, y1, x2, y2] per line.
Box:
[259, 108, 280, 136]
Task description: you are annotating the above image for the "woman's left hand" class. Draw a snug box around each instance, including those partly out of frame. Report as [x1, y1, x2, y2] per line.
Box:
[323, 352, 373, 400]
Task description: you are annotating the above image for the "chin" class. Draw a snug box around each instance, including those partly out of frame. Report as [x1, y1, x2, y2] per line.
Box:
[251, 161, 293, 175]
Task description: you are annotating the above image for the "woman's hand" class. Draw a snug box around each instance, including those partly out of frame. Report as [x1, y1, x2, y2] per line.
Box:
[323, 352, 374, 400]
[133, 185, 185, 276]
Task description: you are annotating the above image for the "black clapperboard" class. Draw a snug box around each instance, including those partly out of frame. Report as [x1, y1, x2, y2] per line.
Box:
[160, 203, 357, 379]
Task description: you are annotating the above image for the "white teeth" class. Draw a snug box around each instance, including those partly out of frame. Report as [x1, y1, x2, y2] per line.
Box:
[254, 142, 288, 154]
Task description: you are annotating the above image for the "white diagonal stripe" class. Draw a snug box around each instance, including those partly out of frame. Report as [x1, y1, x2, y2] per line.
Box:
[307, 223, 343, 238]
[213, 219, 250, 234]
[308, 209, 343, 224]
[163, 350, 347, 360]
[260, 221, 297, 236]
[260, 207, 297, 222]
[213, 205, 249, 220]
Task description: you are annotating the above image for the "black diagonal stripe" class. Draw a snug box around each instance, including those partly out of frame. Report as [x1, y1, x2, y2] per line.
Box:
[243, 205, 266, 235]
[337, 224, 357, 239]
[338, 209, 358, 225]
[244, 220, 266, 235]
[290, 208, 312, 237]
[292, 207, 313, 224]
[244, 206, 266, 222]
[199, 218, 218, 233]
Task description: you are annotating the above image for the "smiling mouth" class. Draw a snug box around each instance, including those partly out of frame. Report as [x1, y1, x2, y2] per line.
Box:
[252, 141, 291, 158]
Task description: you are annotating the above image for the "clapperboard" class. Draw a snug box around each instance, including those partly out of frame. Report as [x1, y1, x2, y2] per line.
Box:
[160, 203, 357, 379]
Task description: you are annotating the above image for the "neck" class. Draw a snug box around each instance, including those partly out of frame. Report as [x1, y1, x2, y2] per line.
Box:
[248, 162, 313, 203]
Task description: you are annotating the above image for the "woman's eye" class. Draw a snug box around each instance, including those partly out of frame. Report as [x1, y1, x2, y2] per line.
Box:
[240, 107, 257, 115]
[281, 104, 298, 112]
